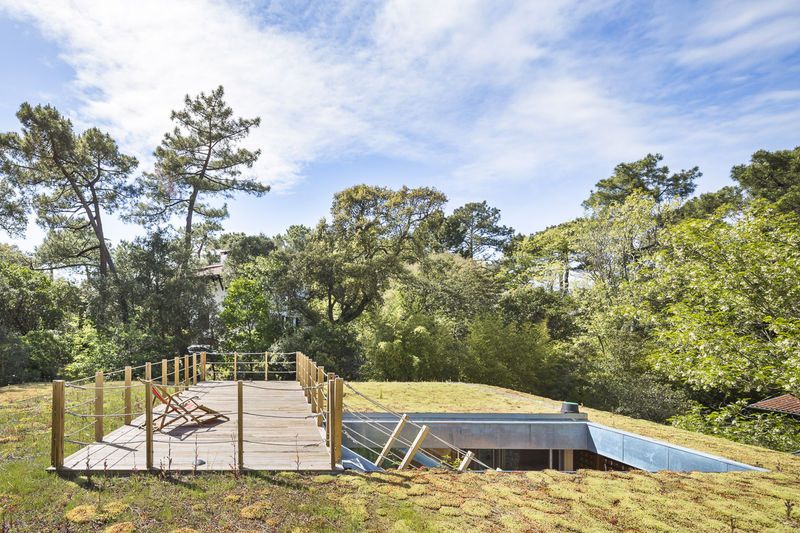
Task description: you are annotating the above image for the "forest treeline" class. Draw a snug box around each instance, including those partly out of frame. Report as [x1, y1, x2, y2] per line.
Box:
[1, 87, 799, 452]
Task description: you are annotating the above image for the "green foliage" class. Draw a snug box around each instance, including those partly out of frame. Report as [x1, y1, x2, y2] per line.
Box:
[462, 315, 552, 393]
[272, 320, 362, 378]
[219, 275, 282, 352]
[0, 102, 137, 275]
[359, 288, 463, 381]
[672, 400, 800, 453]
[440, 201, 514, 259]
[732, 146, 800, 214]
[675, 185, 743, 220]
[0, 259, 80, 384]
[134, 85, 267, 254]
[584, 153, 699, 208]
[577, 192, 664, 288]
[498, 285, 577, 341]
[110, 230, 214, 355]
[403, 254, 500, 337]
[212, 232, 276, 271]
[267, 185, 446, 327]
[506, 220, 582, 294]
[0, 177, 27, 237]
[63, 321, 123, 378]
[648, 202, 800, 399]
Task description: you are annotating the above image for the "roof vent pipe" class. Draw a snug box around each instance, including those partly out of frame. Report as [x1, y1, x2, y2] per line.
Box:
[561, 402, 580, 414]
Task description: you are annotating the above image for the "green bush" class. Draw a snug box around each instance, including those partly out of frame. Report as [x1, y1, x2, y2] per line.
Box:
[671, 400, 800, 453]
[64, 322, 122, 379]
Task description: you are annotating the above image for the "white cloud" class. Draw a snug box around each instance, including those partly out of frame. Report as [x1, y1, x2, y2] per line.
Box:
[676, 0, 800, 67]
[0, 0, 373, 190]
[0, 0, 798, 210]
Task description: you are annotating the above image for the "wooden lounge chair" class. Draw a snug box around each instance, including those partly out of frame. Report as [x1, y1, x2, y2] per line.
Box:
[140, 381, 229, 431]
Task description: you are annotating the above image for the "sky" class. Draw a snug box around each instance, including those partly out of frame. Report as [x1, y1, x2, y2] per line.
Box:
[1, 0, 799, 251]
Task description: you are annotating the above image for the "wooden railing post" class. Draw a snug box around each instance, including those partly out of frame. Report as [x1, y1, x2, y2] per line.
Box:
[310, 364, 318, 414]
[161, 358, 167, 386]
[304, 356, 311, 403]
[326, 372, 335, 448]
[50, 380, 65, 469]
[233, 351, 238, 381]
[192, 353, 197, 385]
[264, 352, 269, 381]
[316, 366, 324, 428]
[200, 351, 207, 381]
[458, 450, 475, 472]
[308, 359, 314, 404]
[398, 425, 429, 470]
[144, 379, 153, 470]
[174, 357, 180, 388]
[237, 380, 244, 470]
[94, 371, 104, 442]
[183, 354, 189, 386]
[334, 377, 343, 466]
[124, 366, 132, 425]
[375, 414, 408, 467]
[145, 361, 152, 381]
[327, 373, 336, 467]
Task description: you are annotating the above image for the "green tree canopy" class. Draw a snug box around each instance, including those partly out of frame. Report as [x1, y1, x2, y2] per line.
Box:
[584, 153, 699, 208]
[0, 103, 137, 275]
[440, 201, 514, 259]
[0, 177, 28, 237]
[134, 86, 267, 256]
[731, 146, 800, 214]
[281, 185, 447, 324]
[648, 203, 800, 400]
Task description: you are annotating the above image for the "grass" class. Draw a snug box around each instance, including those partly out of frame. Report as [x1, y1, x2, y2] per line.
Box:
[1, 381, 799, 531]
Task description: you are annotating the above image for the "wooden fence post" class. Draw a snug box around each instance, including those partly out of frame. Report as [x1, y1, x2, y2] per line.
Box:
[334, 377, 343, 466]
[316, 366, 324, 428]
[327, 373, 336, 466]
[161, 359, 167, 386]
[398, 425, 429, 470]
[124, 366, 132, 425]
[295, 352, 300, 383]
[184, 354, 189, 386]
[304, 356, 311, 403]
[50, 380, 65, 469]
[144, 379, 153, 470]
[264, 352, 269, 381]
[326, 372, 335, 448]
[200, 351, 207, 381]
[174, 357, 180, 388]
[308, 359, 314, 404]
[310, 364, 318, 414]
[375, 414, 408, 467]
[145, 361, 152, 381]
[237, 380, 244, 470]
[192, 353, 197, 385]
[94, 371, 104, 442]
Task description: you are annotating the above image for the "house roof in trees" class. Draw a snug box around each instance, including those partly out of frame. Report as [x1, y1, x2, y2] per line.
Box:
[748, 394, 800, 417]
[196, 263, 224, 278]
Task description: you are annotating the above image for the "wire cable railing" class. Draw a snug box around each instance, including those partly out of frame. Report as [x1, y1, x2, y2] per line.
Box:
[43, 350, 491, 474]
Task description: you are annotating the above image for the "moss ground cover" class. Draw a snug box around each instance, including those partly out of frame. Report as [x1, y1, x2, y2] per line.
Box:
[1, 382, 799, 531]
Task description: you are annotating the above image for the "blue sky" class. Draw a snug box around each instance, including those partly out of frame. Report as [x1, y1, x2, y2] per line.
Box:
[1, 0, 799, 251]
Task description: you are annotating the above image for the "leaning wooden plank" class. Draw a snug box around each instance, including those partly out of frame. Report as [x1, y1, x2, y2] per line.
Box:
[398, 424, 429, 470]
[375, 414, 408, 467]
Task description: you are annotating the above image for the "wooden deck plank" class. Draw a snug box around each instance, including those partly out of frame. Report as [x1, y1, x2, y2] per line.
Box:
[61, 381, 334, 472]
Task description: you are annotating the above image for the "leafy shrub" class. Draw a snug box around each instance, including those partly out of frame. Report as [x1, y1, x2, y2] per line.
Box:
[671, 400, 800, 453]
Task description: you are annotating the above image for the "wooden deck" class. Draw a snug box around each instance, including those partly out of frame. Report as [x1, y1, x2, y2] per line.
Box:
[61, 381, 333, 472]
